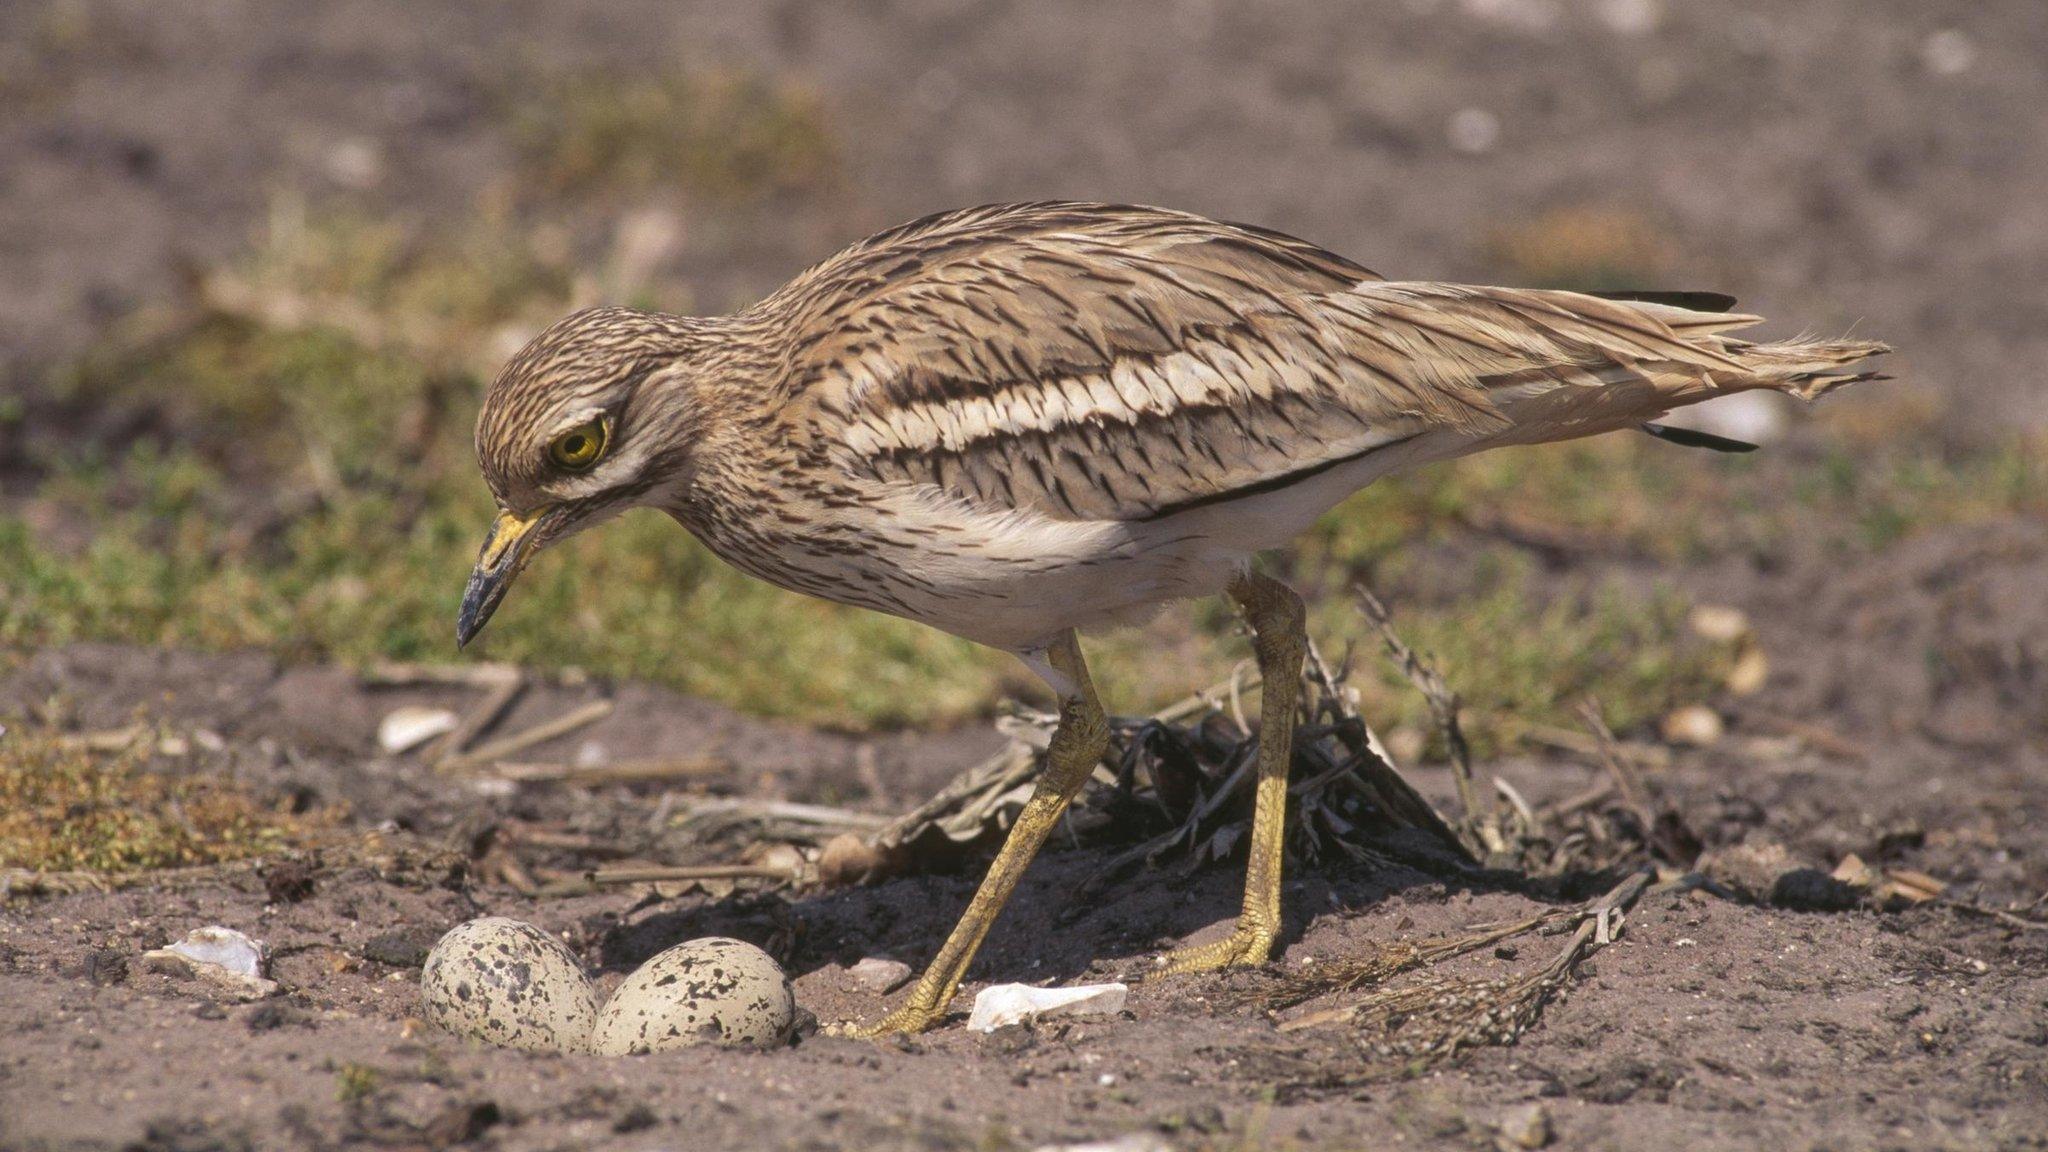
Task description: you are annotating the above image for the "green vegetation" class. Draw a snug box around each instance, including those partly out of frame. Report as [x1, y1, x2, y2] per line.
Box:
[334, 1063, 379, 1104]
[6, 209, 1000, 728]
[508, 65, 838, 202]
[0, 728, 322, 872]
[1319, 561, 1725, 757]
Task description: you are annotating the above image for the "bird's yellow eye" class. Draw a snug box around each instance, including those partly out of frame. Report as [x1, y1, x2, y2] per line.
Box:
[548, 420, 607, 470]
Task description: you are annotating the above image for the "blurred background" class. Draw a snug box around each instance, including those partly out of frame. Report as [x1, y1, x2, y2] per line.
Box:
[0, 0, 2041, 742]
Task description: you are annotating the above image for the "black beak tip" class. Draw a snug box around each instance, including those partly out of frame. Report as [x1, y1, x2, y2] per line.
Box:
[455, 571, 497, 650]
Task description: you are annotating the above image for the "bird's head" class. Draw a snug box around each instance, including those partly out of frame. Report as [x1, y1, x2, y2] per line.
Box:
[457, 306, 703, 647]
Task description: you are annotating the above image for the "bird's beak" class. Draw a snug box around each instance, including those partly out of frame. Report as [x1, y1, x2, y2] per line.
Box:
[457, 507, 553, 648]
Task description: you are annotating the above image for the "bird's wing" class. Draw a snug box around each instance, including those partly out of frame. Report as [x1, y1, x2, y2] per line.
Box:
[774, 202, 1758, 522]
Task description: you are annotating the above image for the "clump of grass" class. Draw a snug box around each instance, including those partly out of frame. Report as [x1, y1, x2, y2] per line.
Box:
[510, 65, 838, 203]
[1486, 205, 1672, 293]
[334, 1063, 379, 1104]
[0, 729, 319, 872]
[1312, 559, 1727, 756]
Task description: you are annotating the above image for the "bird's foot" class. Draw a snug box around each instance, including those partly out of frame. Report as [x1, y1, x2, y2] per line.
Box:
[843, 994, 951, 1038]
[1150, 923, 1276, 977]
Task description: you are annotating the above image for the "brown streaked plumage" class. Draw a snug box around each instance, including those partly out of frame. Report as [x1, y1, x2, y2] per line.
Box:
[459, 201, 1889, 1035]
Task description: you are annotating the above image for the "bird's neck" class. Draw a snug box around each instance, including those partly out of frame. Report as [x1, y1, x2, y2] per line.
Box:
[630, 307, 799, 515]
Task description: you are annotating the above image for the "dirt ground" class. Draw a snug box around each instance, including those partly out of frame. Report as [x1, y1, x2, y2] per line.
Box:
[4, 1, 2047, 1150]
[3, 554, 2046, 1151]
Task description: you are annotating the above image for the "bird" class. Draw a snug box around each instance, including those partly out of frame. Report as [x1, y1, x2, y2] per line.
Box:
[457, 200, 1888, 1035]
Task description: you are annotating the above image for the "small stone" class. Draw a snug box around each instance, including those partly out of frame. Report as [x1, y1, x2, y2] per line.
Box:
[1921, 29, 1974, 76]
[1831, 853, 1878, 888]
[1687, 605, 1752, 644]
[262, 859, 317, 905]
[1660, 705, 1724, 747]
[1384, 727, 1427, 765]
[361, 924, 446, 968]
[83, 949, 128, 987]
[1770, 867, 1861, 912]
[1697, 838, 1795, 901]
[1594, 0, 1661, 36]
[847, 957, 913, 994]
[1447, 108, 1501, 154]
[324, 137, 386, 190]
[1723, 646, 1770, 697]
[244, 1001, 308, 1032]
[613, 1104, 659, 1134]
[1498, 1101, 1554, 1149]
[817, 833, 881, 886]
[418, 1101, 501, 1148]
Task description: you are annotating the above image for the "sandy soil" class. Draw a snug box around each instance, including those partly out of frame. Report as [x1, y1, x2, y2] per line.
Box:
[3, 2, 2046, 1149]
[3, 519, 2045, 1151]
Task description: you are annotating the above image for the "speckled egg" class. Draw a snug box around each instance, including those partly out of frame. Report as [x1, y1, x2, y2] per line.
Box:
[420, 917, 598, 1053]
[592, 937, 794, 1054]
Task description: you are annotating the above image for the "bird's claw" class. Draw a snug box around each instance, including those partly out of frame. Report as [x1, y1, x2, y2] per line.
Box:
[843, 997, 950, 1038]
[1149, 924, 1276, 978]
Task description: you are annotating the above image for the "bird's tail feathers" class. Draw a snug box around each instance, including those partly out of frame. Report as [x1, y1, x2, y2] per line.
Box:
[1711, 334, 1893, 401]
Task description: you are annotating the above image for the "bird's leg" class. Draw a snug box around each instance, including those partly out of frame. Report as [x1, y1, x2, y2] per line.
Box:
[854, 630, 1108, 1037]
[1156, 571, 1307, 975]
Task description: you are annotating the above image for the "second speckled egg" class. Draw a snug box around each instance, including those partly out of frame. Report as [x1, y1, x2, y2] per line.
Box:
[593, 937, 795, 1054]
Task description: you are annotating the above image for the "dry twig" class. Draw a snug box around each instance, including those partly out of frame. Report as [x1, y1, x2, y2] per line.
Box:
[1355, 584, 1482, 825]
[491, 757, 730, 786]
[438, 700, 613, 773]
[1256, 869, 1655, 1093]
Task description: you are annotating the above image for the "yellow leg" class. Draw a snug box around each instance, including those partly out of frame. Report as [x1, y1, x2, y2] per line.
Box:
[855, 630, 1108, 1036]
[1156, 571, 1306, 975]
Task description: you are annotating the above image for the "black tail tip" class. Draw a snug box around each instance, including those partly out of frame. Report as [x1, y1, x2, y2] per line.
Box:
[1640, 422, 1760, 453]
[1590, 289, 1740, 313]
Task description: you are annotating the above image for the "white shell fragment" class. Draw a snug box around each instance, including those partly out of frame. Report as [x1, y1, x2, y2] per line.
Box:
[966, 981, 1128, 1033]
[593, 937, 795, 1054]
[162, 925, 267, 977]
[378, 706, 460, 754]
[420, 918, 599, 1053]
[142, 926, 279, 1000]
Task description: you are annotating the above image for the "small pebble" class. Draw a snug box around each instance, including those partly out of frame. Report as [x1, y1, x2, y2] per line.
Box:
[1660, 704, 1724, 747]
[1499, 1101, 1554, 1148]
[1448, 107, 1501, 154]
[362, 924, 447, 969]
[847, 957, 913, 994]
